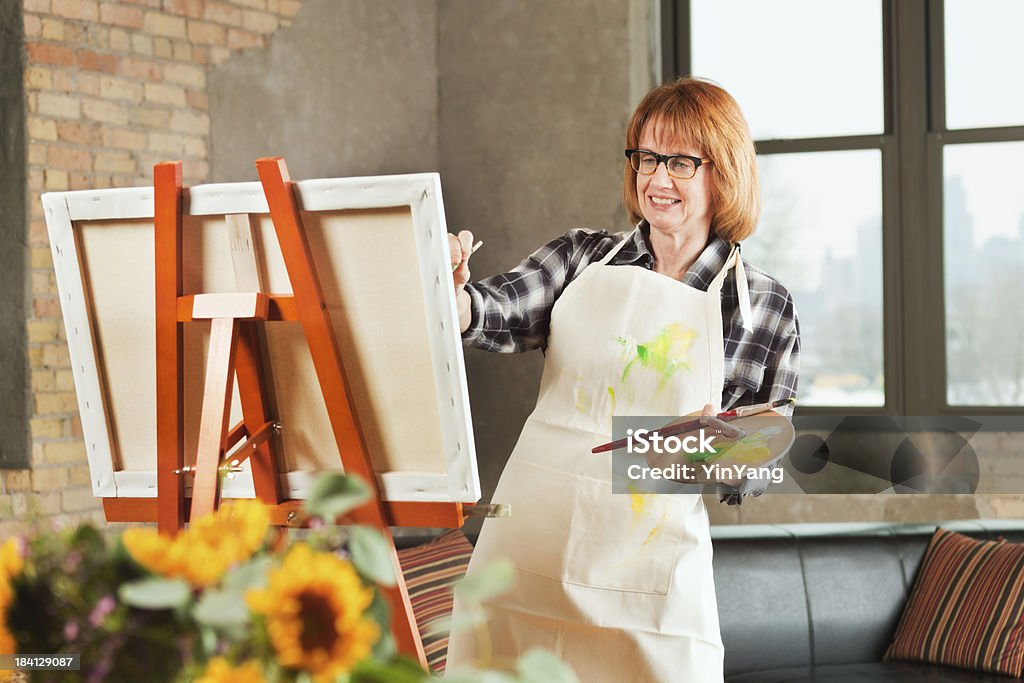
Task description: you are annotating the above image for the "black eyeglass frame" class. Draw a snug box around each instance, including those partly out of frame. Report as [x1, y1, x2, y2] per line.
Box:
[624, 149, 713, 180]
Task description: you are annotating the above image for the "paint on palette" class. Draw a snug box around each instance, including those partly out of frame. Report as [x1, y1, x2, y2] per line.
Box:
[693, 425, 783, 464]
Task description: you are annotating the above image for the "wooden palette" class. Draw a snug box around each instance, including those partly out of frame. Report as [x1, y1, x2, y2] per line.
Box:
[646, 409, 796, 484]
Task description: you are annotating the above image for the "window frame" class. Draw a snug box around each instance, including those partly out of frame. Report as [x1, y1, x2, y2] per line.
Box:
[664, 0, 1024, 415]
[0, 0, 28, 469]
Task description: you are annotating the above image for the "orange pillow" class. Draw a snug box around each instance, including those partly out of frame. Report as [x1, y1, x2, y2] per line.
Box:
[396, 530, 474, 674]
[884, 527, 1024, 675]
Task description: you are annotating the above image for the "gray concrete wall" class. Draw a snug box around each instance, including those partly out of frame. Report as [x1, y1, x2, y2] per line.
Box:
[209, 0, 439, 182]
[438, 0, 658, 507]
[207, 0, 659, 507]
[1, 0, 27, 468]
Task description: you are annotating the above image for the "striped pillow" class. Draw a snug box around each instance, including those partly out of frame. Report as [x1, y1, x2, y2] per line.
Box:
[396, 529, 474, 674]
[883, 527, 1024, 675]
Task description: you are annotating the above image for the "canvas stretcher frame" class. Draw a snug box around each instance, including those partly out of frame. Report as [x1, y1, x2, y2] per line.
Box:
[41, 163, 482, 528]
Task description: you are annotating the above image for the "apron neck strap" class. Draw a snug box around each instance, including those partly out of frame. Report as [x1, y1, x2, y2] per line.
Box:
[597, 227, 638, 266]
[711, 244, 754, 333]
[602, 230, 754, 333]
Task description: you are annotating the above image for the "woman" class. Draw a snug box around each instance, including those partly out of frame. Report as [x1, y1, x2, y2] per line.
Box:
[445, 77, 800, 682]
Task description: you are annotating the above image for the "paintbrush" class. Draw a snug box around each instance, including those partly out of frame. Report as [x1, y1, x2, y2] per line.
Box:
[590, 397, 795, 454]
[452, 240, 484, 272]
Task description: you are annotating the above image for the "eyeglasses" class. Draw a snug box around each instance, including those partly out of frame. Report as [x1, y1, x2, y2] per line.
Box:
[624, 149, 712, 180]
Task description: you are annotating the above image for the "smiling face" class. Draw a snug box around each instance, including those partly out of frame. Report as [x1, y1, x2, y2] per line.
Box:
[635, 122, 715, 240]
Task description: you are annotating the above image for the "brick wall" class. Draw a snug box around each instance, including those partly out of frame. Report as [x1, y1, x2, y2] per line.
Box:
[1, 0, 302, 536]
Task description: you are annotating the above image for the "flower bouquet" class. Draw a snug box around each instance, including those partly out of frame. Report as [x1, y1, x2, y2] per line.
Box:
[1, 475, 577, 683]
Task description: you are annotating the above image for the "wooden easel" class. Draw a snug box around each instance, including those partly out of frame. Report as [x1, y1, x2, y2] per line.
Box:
[103, 157, 476, 667]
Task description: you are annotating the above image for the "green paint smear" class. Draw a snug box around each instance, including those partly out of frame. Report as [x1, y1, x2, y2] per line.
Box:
[687, 427, 780, 464]
[615, 323, 697, 391]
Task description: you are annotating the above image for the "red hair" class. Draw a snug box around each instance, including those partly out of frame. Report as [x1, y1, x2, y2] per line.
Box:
[623, 76, 760, 242]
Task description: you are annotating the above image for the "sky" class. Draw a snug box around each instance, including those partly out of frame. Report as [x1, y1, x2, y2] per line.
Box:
[689, 0, 1024, 249]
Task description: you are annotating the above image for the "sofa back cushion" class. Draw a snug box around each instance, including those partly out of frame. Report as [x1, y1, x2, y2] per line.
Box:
[797, 532, 909, 666]
[713, 525, 909, 676]
[713, 530, 812, 675]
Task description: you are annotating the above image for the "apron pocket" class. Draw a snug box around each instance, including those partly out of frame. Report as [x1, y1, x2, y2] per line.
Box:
[483, 458, 695, 595]
[563, 474, 696, 594]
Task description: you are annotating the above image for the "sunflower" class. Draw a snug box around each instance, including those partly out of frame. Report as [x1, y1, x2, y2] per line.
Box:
[0, 605, 14, 678]
[1, 538, 24, 681]
[0, 539, 21, 579]
[195, 657, 267, 683]
[123, 499, 270, 587]
[246, 544, 379, 682]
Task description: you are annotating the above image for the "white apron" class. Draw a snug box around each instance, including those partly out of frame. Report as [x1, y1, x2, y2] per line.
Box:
[447, 231, 751, 682]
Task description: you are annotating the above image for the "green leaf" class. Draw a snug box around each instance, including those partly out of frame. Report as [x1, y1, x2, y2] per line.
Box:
[363, 591, 396, 659]
[453, 559, 515, 602]
[350, 656, 430, 683]
[372, 629, 396, 662]
[118, 577, 191, 610]
[349, 525, 396, 587]
[424, 608, 486, 638]
[443, 671, 518, 683]
[516, 649, 580, 683]
[69, 523, 105, 553]
[222, 555, 273, 593]
[193, 588, 251, 629]
[365, 589, 391, 627]
[200, 625, 218, 658]
[306, 474, 371, 521]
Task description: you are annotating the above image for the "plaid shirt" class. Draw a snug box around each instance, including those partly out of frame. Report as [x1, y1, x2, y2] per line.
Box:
[462, 225, 801, 503]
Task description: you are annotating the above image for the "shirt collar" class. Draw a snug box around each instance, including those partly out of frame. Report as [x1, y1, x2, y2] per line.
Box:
[681, 234, 733, 290]
[611, 224, 654, 267]
[612, 222, 734, 291]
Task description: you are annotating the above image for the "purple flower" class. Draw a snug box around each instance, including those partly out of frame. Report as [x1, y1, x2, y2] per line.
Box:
[63, 621, 79, 641]
[64, 550, 83, 573]
[89, 595, 116, 627]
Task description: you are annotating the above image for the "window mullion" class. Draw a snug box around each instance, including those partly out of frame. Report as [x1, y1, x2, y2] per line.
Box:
[927, 0, 946, 132]
[893, 0, 943, 414]
[663, 0, 691, 80]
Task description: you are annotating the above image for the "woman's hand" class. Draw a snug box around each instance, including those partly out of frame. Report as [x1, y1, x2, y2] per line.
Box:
[700, 403, 757, 503]
[699, 403, 745, 440]
[449, 230, 474, 333]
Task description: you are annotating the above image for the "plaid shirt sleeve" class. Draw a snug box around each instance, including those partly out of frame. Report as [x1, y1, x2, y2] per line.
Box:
[717, 260, 801, 504]
[460, 229, 618, 352]
[720, 262, 801, 416]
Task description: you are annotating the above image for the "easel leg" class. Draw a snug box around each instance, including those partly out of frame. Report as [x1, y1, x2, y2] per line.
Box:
[191, 318, 240, 521]
[154, 161, 185, 535]
[236, 323, 284, 504]
[256, 156, 427, 667]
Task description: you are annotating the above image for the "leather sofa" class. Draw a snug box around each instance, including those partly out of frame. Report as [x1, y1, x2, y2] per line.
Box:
[713, 519, 1024, 682]
[396, 518, 1024, 682]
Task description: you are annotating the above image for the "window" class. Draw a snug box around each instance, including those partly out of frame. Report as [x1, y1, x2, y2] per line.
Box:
[664, 0, 1024, 413]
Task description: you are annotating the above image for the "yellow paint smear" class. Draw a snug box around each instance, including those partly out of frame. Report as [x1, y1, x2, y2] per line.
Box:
[573, 386, 592, 413]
